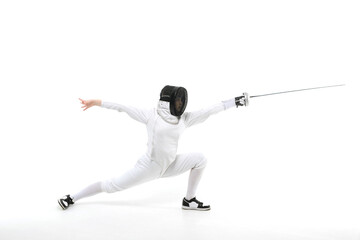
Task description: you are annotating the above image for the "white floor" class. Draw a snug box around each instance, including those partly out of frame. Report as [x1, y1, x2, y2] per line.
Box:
[1, 168, 360, 240]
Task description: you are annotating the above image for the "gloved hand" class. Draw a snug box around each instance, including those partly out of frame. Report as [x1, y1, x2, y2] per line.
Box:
[235, 92, 249, 107]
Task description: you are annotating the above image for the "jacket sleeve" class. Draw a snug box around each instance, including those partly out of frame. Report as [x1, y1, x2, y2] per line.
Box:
[183, 98, 236, 128]
[101, 101, 152, 124]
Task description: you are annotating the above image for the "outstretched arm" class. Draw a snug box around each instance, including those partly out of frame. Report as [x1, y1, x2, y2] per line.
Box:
[183, 93, 249, 128]
[79, 98, 152, 124]
[183, 99, 234, 127]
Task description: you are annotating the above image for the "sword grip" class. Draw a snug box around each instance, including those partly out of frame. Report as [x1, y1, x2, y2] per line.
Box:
[235, 92, 249, 107]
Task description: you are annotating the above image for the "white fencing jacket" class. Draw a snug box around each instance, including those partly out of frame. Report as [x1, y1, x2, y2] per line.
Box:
[101, 99, 236, 175]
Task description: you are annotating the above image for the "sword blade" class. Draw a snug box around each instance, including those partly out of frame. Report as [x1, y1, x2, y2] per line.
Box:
[250, 84, 345, 98]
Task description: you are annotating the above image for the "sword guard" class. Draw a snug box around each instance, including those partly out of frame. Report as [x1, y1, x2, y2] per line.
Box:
[235, 92, 249, 107]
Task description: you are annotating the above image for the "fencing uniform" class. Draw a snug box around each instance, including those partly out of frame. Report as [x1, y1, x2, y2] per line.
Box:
[100, 99, 235, 194]
[58, 86, 241, 211]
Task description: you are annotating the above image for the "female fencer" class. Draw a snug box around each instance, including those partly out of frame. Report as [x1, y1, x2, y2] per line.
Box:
[58, 85, 248, 211]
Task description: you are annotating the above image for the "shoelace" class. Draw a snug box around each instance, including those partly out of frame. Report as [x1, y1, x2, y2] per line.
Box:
[185, 198, 203, 207]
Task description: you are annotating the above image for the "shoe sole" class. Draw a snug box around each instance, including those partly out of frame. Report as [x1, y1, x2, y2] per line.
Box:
[182, 206, 211, 211]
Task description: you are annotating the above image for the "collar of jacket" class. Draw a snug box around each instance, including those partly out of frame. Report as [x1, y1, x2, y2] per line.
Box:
[157, 100, 179, 124]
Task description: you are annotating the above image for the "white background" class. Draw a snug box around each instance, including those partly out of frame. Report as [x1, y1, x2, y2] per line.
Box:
[0, 1, 359, 239]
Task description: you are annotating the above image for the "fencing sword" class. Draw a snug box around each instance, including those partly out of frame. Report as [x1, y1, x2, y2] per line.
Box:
[235, 84, 345, 107]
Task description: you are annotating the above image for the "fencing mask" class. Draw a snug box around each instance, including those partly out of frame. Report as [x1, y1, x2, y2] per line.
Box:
[159, 85, 188, 117]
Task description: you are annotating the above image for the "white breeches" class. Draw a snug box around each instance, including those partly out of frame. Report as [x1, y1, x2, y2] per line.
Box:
[101, 153, 207, 195]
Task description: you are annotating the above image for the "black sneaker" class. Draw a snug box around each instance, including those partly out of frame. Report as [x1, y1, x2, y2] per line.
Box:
[182, 197, 211, 211]
[58, 195, 74, 210]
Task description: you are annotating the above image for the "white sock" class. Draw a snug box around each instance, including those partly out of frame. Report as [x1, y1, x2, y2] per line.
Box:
[185, 167, 205, 200]
[71, 181, 103, 202]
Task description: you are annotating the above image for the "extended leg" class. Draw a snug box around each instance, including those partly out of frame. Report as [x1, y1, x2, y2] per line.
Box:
[58, 156, 161, 210]
[58, 182, 103, 210]
[101, 156, 161, 193]
[71, 182, 103, 202]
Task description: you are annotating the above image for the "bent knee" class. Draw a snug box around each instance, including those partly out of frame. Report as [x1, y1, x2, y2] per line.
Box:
[194, 153, 207, 169]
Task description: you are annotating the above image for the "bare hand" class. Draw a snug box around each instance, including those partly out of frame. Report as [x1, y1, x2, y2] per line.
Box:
[79, 98, 101, 111]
